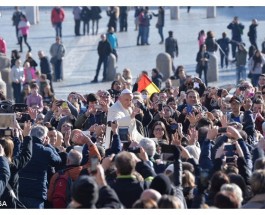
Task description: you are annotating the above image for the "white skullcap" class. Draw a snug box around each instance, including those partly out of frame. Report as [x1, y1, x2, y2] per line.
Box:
[121, 89, 132, 95]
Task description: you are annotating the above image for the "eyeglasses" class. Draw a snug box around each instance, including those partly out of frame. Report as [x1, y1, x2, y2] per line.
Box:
[154, 127, 163, 132]
[262, 92, 265, 95]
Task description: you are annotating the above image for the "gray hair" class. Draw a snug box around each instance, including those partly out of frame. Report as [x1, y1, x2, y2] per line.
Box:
[30, 125, 48, 141]
[139, 138, 156, 158]
[221, 183, 243, 205]
[67, 149, 83, 165]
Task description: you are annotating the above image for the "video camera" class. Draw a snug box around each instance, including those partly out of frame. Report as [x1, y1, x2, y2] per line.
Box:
[0, 100, 29, 131]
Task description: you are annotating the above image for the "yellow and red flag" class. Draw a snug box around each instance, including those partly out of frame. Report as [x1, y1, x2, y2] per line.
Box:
[137, 74, 160, 95]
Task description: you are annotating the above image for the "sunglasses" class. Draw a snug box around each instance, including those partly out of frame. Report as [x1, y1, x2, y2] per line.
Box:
[262, 92, 265, 95]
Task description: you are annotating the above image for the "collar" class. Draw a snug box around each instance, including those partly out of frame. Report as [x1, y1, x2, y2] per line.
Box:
[117, 175, 136, 179]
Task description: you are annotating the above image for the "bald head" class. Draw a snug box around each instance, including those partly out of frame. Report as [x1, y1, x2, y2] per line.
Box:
[140, 189, 162, 202]
[38, 50, 44, 58]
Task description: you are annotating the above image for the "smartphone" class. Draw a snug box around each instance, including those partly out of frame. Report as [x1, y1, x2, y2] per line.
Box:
[90, 156, 99, 175]
[127, 147, 141, 154]
[118, 127, 129, 142]
[186, 104, 193, 114]
[61, 102, 68, 110]
[95, 104, 102, 109]
[95, 113, 104, 125]
[170, 123, 178, 134]
[218, 127, 227, 133]
[224, 144, 236, 157]
[193, 82, 200, 89]
[158, 103, 163, 111]
[136, 100, 142, 108]
[200, 169, 209, 187]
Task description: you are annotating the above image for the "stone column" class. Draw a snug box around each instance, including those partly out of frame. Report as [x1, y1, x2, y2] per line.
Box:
[207, 52, 218, 83]
[207, 7, 216, 18]
[0, 54, 12, 100]
[25, 6, 39, 25]
[170, 6, 180, 20]
[105, 54, 116, 81]
[156, 53, 172, 81]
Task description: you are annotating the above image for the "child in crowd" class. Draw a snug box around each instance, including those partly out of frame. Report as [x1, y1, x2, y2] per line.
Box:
[26, 82, 43, 112]
[115, 68, 133, 90]
[23, 61, 36, 84]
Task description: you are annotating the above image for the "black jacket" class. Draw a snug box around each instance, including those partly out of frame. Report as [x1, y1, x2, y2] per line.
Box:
[97, 40, 112, 58]
[248, 24, 258, 40]
[40, 56, 52, 74]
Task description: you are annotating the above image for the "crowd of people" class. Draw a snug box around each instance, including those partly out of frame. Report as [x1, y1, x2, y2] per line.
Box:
[1, 6, 265, 210]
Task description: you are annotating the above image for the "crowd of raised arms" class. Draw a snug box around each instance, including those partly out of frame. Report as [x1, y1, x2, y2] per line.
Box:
[1, 6, 265, 210]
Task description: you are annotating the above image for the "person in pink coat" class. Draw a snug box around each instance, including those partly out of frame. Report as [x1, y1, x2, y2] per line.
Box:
[18, 14, 31, 53]
[198, 30, 206, 49]
[0, 37, 7, 54]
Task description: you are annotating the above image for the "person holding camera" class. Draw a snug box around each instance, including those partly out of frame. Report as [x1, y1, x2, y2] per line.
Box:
[75, 93, 108, 131]
[227, 16, 245, 59]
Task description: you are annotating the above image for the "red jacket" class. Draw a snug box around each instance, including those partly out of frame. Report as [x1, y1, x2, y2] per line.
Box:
[51, 7, 65, 24]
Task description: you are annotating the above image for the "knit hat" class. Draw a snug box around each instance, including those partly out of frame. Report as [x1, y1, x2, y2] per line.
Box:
[150, 174, 173, 195]
[71, 175, 99, 208]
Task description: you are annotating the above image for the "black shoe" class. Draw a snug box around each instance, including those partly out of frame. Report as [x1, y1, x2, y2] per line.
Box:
[91, 79, 98, 83]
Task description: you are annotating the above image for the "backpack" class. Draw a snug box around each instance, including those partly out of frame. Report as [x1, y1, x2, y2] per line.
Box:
[51, 169, 73, 208]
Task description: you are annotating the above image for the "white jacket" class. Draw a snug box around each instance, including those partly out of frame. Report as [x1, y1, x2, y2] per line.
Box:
[104, 100, 144, 148]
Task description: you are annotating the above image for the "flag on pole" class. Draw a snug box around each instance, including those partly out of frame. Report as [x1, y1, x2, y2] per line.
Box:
[137, 74, 160, 95]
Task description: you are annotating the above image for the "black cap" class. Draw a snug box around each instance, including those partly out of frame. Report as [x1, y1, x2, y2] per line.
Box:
[229, 96, 241, 104]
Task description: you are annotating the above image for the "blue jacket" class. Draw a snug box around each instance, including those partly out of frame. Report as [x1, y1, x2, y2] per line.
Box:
[18, 137, 61, 200]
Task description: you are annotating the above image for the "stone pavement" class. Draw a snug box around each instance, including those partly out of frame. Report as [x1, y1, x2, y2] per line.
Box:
[1, 6, 265, 99]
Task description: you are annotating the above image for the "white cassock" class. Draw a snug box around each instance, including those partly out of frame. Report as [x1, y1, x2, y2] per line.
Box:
[104, 100, 144, 149]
